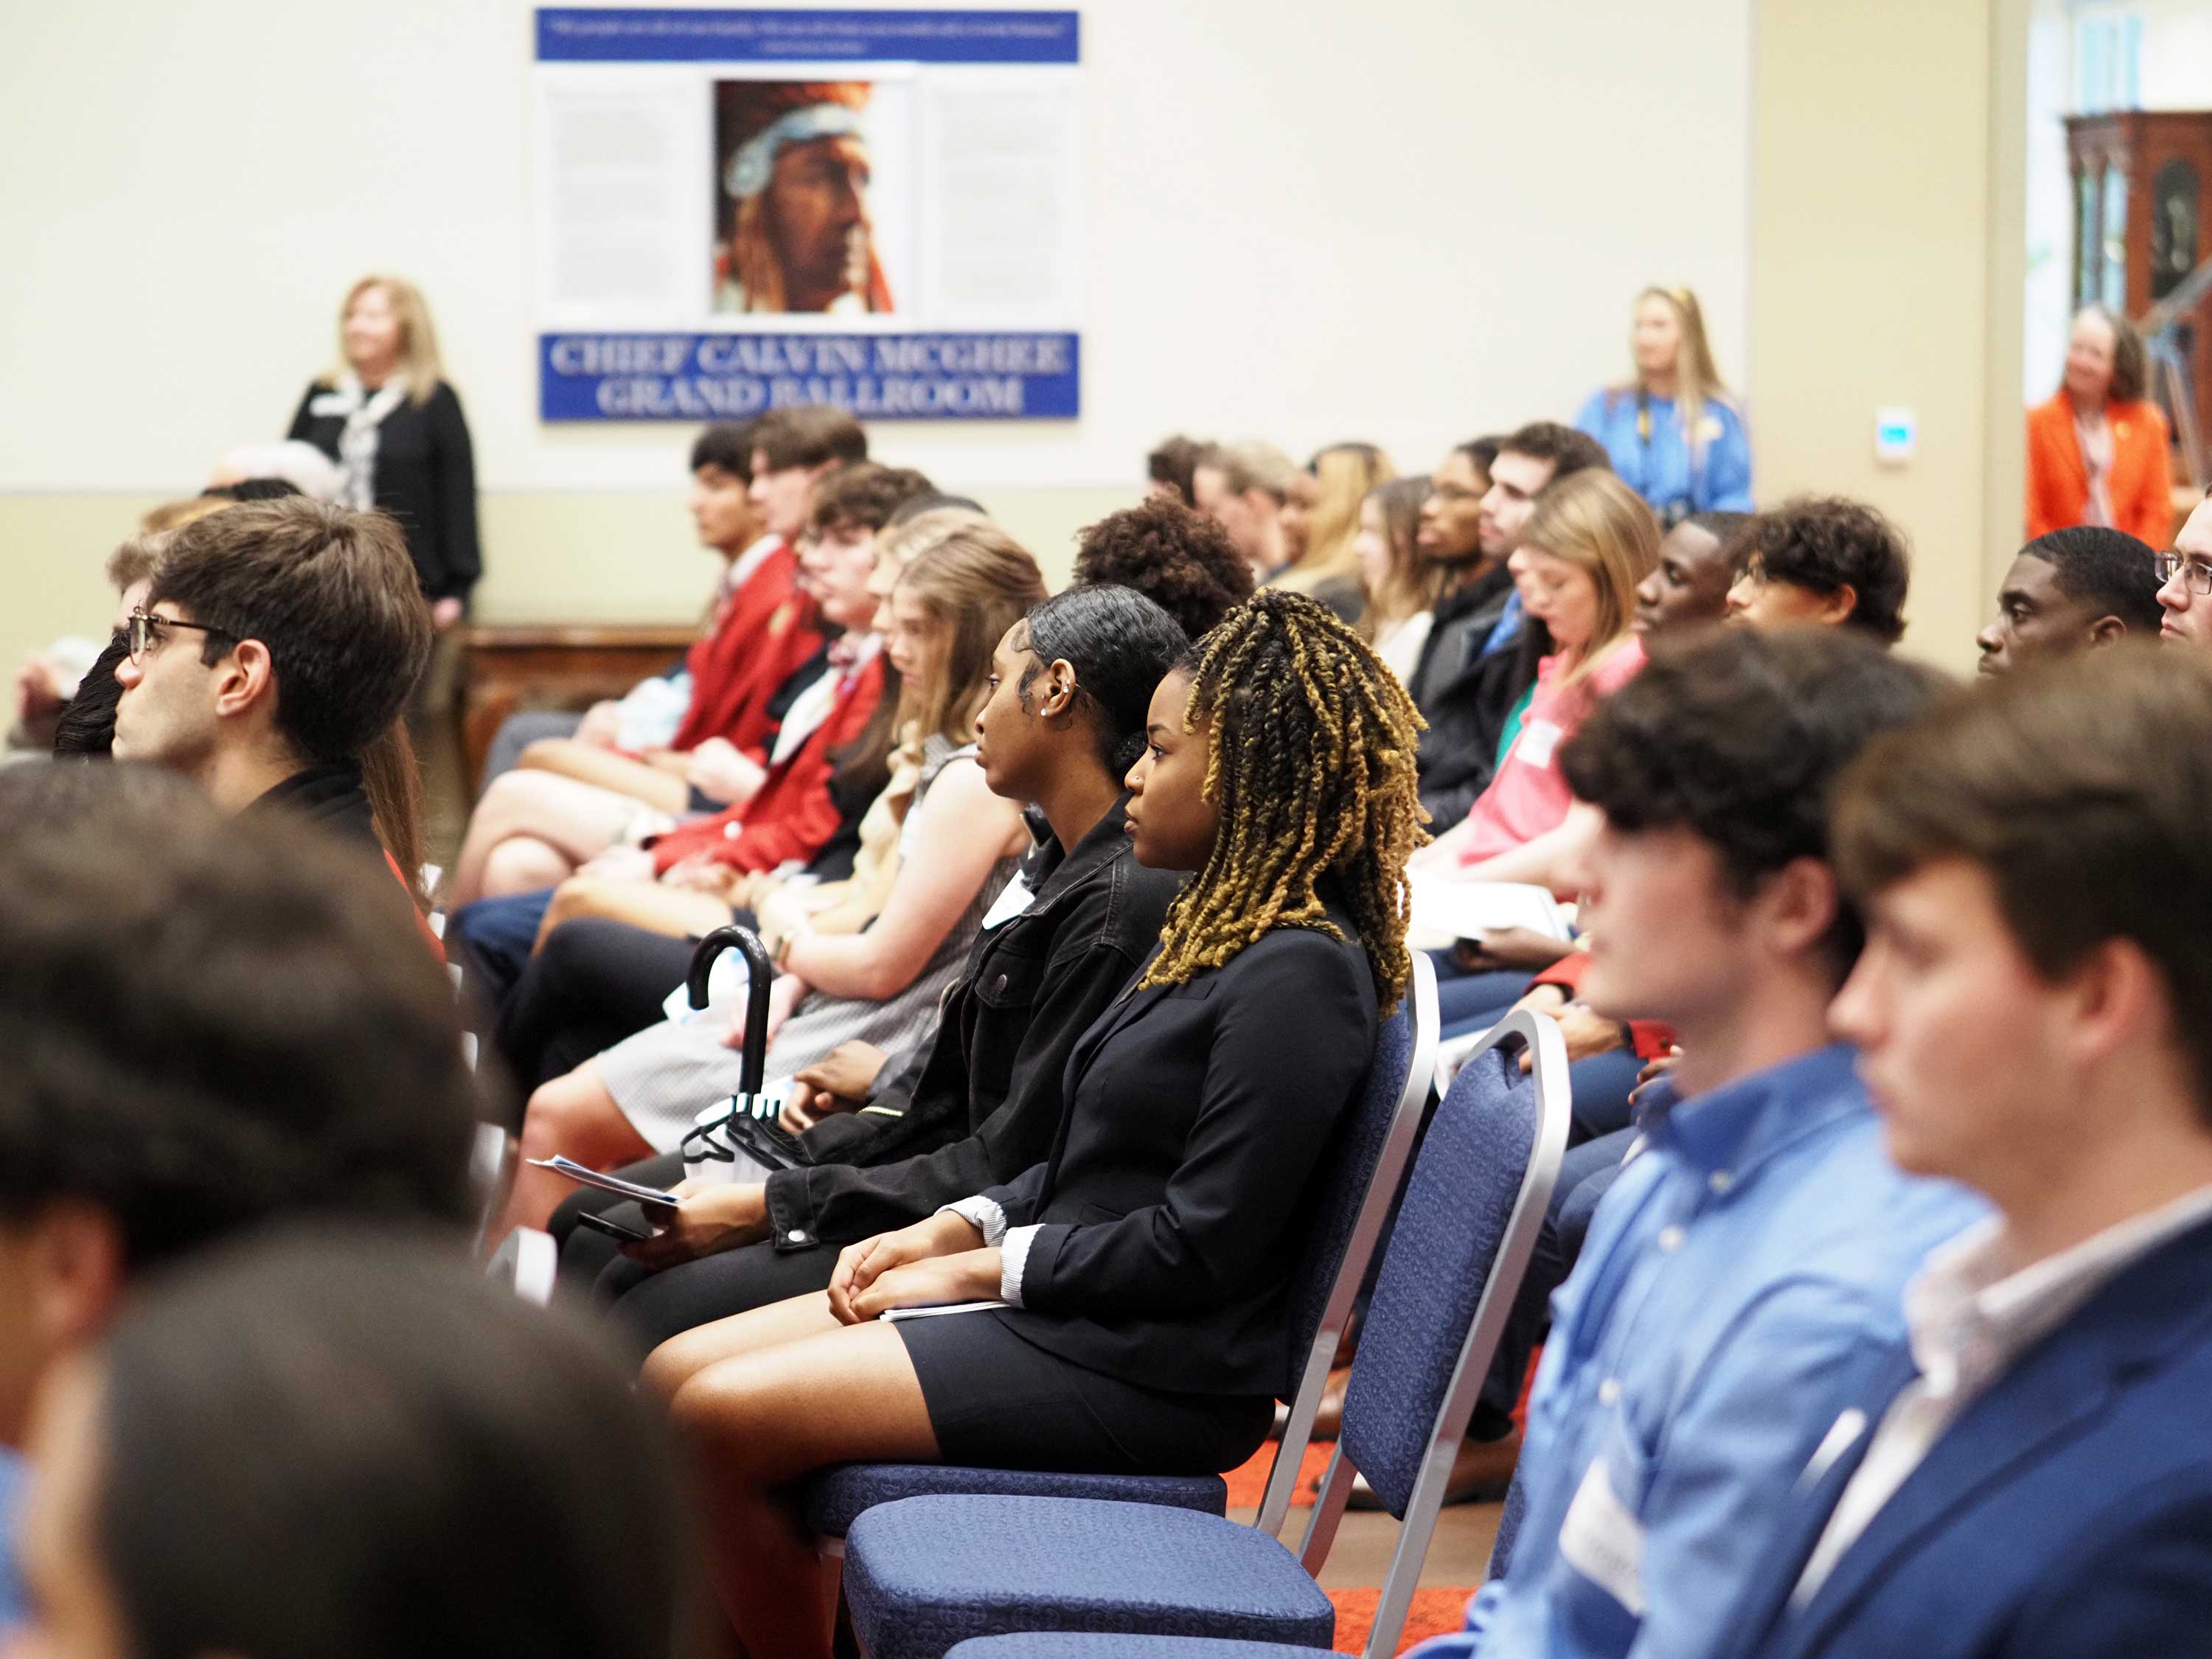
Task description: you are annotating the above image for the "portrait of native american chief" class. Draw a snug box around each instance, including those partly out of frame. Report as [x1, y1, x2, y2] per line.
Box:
[713, 80, 896, 316]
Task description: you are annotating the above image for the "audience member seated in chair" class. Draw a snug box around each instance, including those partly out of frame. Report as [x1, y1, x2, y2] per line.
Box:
[448, 456, 928, 907]
[1408, 422, 1610, 832]
[486, 529, 1045, 1245]
[108, 495, 436, 936]
[631, 591, 1423, 1658]
[9, 1234, 689, 1659]
[1449, 627, 1986, 1659]
[1725, 496, 1910, 644]
[0, 765, 479, 1626]
[1414, 469, 1656, 889]
[1726, 646, 2212, 1659]
[1068, 496, 1256, 640]
[1975, 524, 2160, 675]
[475, 418, 779, 785]
[445, 472, 905, 998]
[560, 586, 1191, 1349]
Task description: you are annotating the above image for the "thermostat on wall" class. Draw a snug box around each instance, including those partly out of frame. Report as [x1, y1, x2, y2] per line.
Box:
[1874, 408, 1916, 465]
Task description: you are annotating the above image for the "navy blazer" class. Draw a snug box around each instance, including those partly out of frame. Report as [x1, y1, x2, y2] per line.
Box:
[981, 893, 1381, 1398]
[1733, 1214, 2212, 1659]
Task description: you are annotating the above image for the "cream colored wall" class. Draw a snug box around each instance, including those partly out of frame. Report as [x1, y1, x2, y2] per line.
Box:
[1747, 0, 2028, 675]
[0, 0, 1755, 674]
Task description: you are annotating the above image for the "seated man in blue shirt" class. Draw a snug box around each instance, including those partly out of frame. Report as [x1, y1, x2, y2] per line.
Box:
[1453, 627, 1986, 1658]
[1727, 645, 2212, 1659]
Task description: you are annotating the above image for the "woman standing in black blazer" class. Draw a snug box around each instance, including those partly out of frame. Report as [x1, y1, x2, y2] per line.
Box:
[288, 275, 481, 633]
[639, 591, 1426, 1658]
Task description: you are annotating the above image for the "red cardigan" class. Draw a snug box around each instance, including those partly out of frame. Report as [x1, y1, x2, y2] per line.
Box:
[2025, 392, 2174, 551]
[648, 654, 886, 876]
[667, 538, 825, 759]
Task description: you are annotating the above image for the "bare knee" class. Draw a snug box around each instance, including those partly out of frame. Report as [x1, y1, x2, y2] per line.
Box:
[668, 1364, 785, 1478]
[518, 1069, 614, 1161]
[484, 837, 572, 897]
[641, 1332, 712, 1407]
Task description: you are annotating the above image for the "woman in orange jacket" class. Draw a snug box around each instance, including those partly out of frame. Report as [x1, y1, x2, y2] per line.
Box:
[2026, 304, 2175, 549]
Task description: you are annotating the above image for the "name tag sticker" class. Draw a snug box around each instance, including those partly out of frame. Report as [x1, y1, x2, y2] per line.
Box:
[1558, 1457, 1646, 1615]
[1517, 721, 1563, 769]
[307, 392, 352, 417]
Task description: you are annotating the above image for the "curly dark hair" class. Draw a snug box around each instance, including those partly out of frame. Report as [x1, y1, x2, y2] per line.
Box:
[1141, 591, 1427, 1015]
[0, 765, 478, 1269]
[1560, 626, 1946, 978]
[809, 462, 936, 534]
[1741, 495, 1911, 644]
[1074, 498, 1256, 638]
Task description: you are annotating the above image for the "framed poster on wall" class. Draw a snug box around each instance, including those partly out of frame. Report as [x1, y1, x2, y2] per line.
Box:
[533, 7, 1080, 420]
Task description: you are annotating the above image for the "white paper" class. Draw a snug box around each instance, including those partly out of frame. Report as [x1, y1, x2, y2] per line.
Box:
[880, 1299, 1009, 1323]
[1405, 873, 1572, 953]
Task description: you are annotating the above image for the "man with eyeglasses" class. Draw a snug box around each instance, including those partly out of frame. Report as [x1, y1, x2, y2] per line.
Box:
[2153, 495, 2212, 651]
[1408, 422, 1612, 832]
[111, 495, 433, 925]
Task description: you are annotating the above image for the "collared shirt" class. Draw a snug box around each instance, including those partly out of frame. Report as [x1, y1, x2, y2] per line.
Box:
[1792, 1177, 2212, 1604]
[1467, 1044, 1984, 1659]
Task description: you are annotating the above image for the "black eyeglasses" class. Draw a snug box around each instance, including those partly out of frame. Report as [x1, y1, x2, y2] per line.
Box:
[2154, 552, 2212, 598]
[126, 608, 239, 664]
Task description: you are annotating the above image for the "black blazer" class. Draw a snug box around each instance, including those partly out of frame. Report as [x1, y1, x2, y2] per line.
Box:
[288, 380, 482, 602]
[762, 799, 1181, 1249]
[984, 893, 1381, 1397]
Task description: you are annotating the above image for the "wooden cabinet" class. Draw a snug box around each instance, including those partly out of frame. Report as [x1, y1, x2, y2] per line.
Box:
[459, 623, 698, 793]
[2067, 111, 2212, 469]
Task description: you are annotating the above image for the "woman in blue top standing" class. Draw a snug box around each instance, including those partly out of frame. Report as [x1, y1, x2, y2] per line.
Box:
[1575, 285, 1752, 528]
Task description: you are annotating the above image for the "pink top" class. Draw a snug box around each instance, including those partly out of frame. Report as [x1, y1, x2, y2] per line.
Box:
[1455, 636, 1648, 865]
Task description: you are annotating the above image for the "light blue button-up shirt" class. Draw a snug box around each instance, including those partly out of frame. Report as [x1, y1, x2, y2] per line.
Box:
[1464, 1043, 1985, 1659]
[0, 1448, 25, 1632]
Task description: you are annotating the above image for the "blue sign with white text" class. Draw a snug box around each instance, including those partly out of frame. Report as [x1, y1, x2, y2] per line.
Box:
[540, 332, 1080, 421]
[535, 7, 1079, 63]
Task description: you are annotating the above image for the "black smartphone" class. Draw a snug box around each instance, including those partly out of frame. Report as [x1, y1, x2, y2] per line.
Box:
[574, 1210, 655, 1244]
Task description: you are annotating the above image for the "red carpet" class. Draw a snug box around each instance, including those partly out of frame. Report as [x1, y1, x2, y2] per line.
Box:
[1222, 1442, 1473, 1655]
[1328, 1585, 1475, 1654]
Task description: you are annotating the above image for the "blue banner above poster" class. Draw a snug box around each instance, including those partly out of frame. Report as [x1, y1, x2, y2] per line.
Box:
[536, 8, 1079, 64]
[541, 332, 1080, 421]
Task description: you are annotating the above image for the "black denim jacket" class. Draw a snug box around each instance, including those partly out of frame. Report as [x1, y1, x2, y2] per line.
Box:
[762, 796, 1182, 1250]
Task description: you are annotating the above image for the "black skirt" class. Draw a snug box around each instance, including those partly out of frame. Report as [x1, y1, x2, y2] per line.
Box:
[897, 1307, 1273, 1477]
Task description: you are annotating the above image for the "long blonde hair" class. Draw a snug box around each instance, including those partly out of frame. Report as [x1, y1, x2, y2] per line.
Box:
[1519, 470, 1658, 688]
[1278, 442, 1396, 595]
[1615, 285, 1731, 457]
[331, 275, 446, 405]
[892, 524, 1048, 746]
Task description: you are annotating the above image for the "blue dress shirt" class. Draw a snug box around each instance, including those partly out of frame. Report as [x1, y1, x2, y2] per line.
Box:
[0, 1448, 25, 1632]
[1574, 389, 1753, 524]
[1463, 1043, 1985, 1659]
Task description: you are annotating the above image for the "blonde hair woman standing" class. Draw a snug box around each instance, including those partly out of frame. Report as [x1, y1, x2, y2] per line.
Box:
[287, 275, 480, 633]
[1415, 469, 1660, 878]
[1574, 285, 1751, 529]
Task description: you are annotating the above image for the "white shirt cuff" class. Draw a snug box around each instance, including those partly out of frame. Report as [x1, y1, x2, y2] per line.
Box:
[940, 1196, 1006, 1246]
[1001, 1224, 1042, 1307]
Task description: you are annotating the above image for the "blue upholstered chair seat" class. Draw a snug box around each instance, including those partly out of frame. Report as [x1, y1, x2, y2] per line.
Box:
[841, 1495, 1335, 1659]
[947, 1637, 1335, 1658]
[801, 1463, 1226, 1540]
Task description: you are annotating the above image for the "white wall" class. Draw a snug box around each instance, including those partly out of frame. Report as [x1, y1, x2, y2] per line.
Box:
[0, 0, 1751, 500]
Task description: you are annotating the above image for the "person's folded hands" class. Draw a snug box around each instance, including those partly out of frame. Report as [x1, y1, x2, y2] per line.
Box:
[846, 1250, 1004, 1323]
[828, 1211, 984, 1324]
